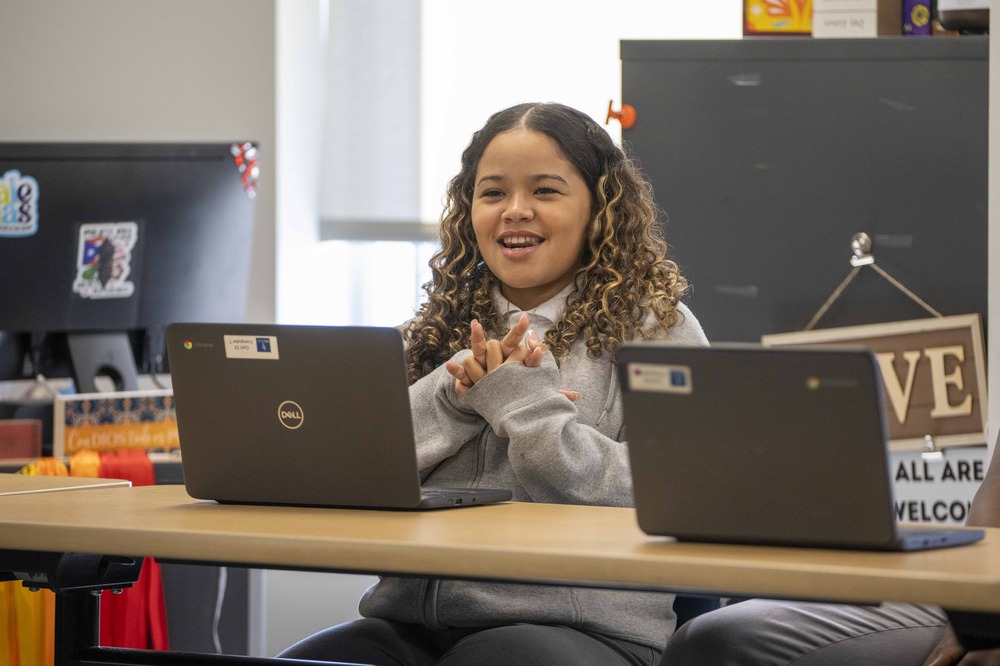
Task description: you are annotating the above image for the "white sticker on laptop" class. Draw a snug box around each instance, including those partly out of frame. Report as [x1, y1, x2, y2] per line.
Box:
[627, 362, 692, 394]
[224, 335, 279, 360]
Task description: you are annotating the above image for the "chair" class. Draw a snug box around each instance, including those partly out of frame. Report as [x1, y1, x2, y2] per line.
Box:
[674, 594, 721, 628]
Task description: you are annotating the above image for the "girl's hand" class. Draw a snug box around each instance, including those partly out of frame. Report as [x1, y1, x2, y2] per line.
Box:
[923, 624, 1000, 666]
[445, 314, 575, 400]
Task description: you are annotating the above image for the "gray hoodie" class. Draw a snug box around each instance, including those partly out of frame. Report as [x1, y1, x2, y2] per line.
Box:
[361, 290, 709, 650]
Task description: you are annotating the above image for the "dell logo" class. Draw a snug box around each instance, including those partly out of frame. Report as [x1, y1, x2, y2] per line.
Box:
[278, 400, 304, 430]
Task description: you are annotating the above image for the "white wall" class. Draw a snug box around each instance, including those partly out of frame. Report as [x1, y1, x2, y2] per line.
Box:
[0, 0, 278, 324]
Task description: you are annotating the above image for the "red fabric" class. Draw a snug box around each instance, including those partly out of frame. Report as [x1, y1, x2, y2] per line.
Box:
[97, 450, 170, 650]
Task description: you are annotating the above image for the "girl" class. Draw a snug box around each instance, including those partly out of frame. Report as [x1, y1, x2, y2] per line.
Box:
[280, 102, 708, 666]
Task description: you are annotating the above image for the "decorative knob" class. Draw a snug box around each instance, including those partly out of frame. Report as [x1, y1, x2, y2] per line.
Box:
[606, 101, 636, 129]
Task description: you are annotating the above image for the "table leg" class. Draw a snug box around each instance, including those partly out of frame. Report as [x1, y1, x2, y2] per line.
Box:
[54, 589, 101, 665]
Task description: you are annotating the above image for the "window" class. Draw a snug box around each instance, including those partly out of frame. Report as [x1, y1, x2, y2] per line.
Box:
[280, 1, 742, 326]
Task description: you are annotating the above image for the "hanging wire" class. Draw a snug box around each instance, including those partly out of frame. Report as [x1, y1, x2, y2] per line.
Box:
[803, 232, 943, 331]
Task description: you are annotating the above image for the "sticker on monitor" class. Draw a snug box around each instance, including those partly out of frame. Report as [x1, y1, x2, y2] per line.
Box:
[0, 169, 40, 237]
[73, 222, 138, 299]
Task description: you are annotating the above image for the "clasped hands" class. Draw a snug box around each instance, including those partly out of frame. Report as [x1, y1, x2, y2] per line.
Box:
[444, 313, 579, 402]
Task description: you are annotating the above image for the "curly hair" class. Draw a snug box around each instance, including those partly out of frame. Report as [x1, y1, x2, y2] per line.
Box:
[403, 102, 688, 383]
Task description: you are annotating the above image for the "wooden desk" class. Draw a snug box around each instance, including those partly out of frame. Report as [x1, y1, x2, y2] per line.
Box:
[0, 473, 130, 495]
[1, 484, 998, 664]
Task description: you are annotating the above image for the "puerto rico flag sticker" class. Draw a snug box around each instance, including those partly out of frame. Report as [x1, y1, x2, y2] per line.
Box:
[73, 221, 138, 299]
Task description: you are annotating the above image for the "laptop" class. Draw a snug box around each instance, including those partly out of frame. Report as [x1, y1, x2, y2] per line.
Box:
[617, 343, 984, 551]
[165, 323, 512, 509]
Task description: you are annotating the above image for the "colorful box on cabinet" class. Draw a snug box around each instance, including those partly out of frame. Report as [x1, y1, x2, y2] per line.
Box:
[903, 0, 932, 34]
[744, 0, 813, 35]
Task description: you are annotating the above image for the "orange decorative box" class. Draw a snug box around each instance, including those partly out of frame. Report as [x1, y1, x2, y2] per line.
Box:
[744, 0, 814, 35]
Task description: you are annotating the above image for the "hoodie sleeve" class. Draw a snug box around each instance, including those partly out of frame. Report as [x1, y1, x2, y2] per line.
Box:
[408, 349, 489, 476]
[461, 352, 632, 506]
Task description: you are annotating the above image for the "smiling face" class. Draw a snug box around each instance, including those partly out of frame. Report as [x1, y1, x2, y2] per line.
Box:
[471, 128, 593, 311]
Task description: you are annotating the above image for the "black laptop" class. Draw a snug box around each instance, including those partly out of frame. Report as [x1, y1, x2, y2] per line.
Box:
[617, 343, 984, 551]
[165, 323, 512, 509]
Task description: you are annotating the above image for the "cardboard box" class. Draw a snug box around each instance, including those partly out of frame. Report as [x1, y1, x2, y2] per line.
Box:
[813, 0, 903, 36]
[815, 0, 885, 9]
[53, 389, 179, 458]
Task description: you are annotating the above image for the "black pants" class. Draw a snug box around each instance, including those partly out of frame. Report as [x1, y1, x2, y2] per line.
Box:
[277, 618, 660, 666]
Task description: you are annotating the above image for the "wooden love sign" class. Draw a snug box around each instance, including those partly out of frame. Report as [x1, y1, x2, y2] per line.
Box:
[762, 314, 988, 452]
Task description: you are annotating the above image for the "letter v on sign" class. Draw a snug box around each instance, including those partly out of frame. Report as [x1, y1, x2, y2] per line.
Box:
[874, 351, 921, 424]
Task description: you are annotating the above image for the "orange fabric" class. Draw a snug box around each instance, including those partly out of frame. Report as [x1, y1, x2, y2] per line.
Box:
[14, 458, 67, 478]
[69, 450, 101, 478]
[5, 458, 66, 666]
[0, 589, 56, 665]
[41, 594, 53, 666]
[10, 587, 47, 666]
[1, 581, 21, 666]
